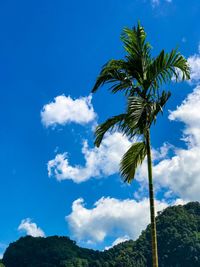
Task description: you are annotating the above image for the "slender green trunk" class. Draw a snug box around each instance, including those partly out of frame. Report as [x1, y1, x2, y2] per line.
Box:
[146, 129, 159, 267]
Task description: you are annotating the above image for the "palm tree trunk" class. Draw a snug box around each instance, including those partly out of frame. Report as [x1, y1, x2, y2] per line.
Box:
[146, 128, 159, 267]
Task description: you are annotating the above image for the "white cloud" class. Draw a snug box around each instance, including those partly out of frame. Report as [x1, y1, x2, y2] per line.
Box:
[188, 54, 200, 84]
[105, 236, 129, 250]
[152, 143, 174, 161]
[66, 197, 170, 244]
[169, 86, 200, 145]
[137, 86, 200, 201]
[41, 95, 96, 127]
[18, 218, 45, 237]
[48, 132, 131, 183]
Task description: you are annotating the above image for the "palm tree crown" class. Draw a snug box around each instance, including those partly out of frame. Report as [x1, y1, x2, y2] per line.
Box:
[92, 23, 189, 181]
[92, 23, 190, 267]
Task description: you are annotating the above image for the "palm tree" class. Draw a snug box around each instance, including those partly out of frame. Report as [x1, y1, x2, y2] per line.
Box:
[91, 23, 190, 267]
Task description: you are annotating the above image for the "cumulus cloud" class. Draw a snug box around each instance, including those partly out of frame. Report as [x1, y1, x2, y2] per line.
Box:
[41, 95, 96, 127]
[18, 218, 45, 237]
[48, 132, 131, 183]
[169, 86, 200, 145]
[66, 197, 170, 244]
[137, 86, 200, 201]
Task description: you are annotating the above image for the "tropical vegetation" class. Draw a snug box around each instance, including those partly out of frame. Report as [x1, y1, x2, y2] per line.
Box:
[92, 22, 190, 267]
[2, 202, 200, 267]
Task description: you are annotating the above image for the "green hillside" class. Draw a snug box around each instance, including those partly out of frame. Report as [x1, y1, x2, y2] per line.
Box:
[2, 202, 200, 267]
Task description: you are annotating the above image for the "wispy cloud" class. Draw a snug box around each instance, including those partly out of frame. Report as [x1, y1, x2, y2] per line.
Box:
[151, 0, 172, 8]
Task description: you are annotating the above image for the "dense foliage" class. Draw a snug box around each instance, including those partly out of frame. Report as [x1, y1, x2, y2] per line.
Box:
[3, 202, 200, 267]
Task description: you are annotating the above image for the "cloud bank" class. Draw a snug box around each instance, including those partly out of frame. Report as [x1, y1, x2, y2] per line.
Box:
[136, 85, 200, 201]
[66, 197, 184, 244]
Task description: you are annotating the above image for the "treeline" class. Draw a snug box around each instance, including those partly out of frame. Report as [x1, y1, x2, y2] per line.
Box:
[2, 202, 200, 267]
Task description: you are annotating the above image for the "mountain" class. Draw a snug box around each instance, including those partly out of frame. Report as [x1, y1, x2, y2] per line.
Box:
[2, 202, 200, 267]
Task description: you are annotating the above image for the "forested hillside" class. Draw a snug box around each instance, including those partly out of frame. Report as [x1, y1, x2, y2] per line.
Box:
[2, 202, 200, 267]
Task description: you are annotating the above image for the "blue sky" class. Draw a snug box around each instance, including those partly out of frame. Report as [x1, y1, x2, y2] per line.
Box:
[1, 0, 200, 256]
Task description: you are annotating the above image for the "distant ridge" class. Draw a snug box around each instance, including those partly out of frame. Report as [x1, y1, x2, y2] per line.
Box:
[2, 202, 200, 267]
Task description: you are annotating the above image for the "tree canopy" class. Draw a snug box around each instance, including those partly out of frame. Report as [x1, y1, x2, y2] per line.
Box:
[2, 202, 200, 267]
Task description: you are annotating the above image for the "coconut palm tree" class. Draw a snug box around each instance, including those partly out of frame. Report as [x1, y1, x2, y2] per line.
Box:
[91, 23, 190, 267]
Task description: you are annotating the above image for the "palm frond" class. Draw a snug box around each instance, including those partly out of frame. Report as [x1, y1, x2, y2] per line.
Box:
[126, 95, 148, 135]
[94, 98, 148, 147]
[121, 24, 152, 83]
[92, 23, 156, 95]
[126, 90, 171, 132]
[92, 59, 133, 93]
[155, 90, 171, 114]
[94, 114, 126, 147]
[121, 23, 151, 62]
[92, 23, 190, 187]
[146, 49, 190, 92]
[120, 141, 147, 183]
[148, 91, 171, 124]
